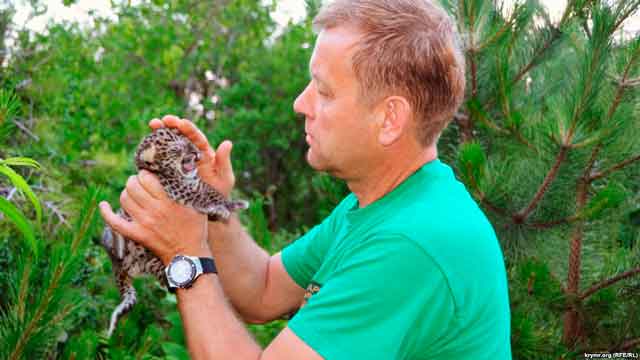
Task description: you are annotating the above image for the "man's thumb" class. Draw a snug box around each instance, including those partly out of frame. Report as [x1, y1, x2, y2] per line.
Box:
[216, 140, 234, 174]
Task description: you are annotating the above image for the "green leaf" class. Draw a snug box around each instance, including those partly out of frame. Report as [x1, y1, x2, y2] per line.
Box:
[0, 157, 41, 169]
[161, 342, 190, 360]
[0, 196, 38, 257]
[0, 164, 42, 223]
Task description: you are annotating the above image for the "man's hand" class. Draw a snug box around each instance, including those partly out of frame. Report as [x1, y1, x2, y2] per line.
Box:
[149, 114, 236, 198]
[99, 171, 210, 265]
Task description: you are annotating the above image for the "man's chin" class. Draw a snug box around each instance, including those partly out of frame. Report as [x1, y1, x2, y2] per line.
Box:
[306, 150, 339, 177]
[306, 150, 328, 170]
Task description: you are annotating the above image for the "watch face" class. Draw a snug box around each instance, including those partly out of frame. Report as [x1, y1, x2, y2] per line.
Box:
[168, 256, 196, 286]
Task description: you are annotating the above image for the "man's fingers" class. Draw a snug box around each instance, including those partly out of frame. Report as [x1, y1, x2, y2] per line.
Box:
[161, 114, 183, 128]
[138, 171, 168, 200]
[152, 115, 214, 159]
[119, 190, 152, 226]
[149, 118, 163, 130]
[178, 118, 215, 156]
[99, 201, 145, 241]
[215, 140, 234, 175]
[125, 174, 161, 206]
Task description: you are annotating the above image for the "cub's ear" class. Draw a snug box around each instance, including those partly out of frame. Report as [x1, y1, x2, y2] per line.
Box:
[139, 144, 156, 163]
[135, 143, 159, 171]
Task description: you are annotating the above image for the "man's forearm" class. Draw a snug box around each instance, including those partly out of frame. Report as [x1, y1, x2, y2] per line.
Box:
[207, 215, 272, 321]
[177, 273, 262, 359]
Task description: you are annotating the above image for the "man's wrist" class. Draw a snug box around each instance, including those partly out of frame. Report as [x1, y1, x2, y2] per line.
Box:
[162, 246, 213, 266]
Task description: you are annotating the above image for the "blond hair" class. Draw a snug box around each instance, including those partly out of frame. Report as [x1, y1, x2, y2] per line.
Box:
[313, 0, 465, 146]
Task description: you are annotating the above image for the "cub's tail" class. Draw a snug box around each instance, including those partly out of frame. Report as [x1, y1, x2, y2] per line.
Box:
[107, 273, 137, 338]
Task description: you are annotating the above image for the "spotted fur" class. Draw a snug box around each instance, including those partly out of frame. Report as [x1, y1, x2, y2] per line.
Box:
[101, 128, 248, 337]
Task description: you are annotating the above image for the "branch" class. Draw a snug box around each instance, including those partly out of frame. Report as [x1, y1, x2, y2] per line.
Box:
[579, 266, 640, 300]
[514, 146, 569, 222]
[511, 0, 585, 87]
[463, 165, 510, 218]
[526, 215, 577, 229]
[617, 337, 640, 352]
[589, 154, 640, 182]
[511, 27, 562, 86]
[44, 201, 68, 227]
[12, 118, 40, 141]
[584, 42, 640, 181]
[612, 2, 640, 33]
[620, 76, 640, 88]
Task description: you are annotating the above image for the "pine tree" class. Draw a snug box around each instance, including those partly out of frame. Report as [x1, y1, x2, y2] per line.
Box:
[441, 0, 640, 355]
[0, 190, 101, 359]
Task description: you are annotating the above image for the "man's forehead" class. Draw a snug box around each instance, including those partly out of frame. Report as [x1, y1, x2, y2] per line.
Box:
[309, 26, 363, 82]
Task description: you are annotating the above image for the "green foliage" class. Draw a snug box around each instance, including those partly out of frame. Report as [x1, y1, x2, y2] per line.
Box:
[0, 189, 101, 359]
[456, 141, 487, 190]
[0, 156, 42, 257]
[580, 182, 626, 220]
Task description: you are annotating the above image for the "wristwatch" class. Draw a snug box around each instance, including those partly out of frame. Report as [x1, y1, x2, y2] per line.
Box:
[165, 255, 217, 293]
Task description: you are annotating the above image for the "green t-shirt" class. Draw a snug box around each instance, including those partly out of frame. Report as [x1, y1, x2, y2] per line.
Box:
[281, 159, 512, 359]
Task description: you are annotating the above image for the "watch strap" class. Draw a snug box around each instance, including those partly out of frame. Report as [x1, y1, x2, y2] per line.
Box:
[199, 257, 217, 274]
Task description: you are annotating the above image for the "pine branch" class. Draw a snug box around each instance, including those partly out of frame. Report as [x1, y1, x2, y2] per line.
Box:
[469, 49, 479, 98]
[9, 261, 67, 360]
[585, 42, 640, 181]
[579, 266, 640, 301]
[16, 262, 31, 321]
[479, 195, 509, 218]
[514, 146, 569, 222]
[612, 1, 640, 33]
[511, 0, 589, 87]
[526, 215, 578, 229]
[463, 164, 510, 218]
[616, 337, 640, 352]
[589, 154, 640, 182]
[511, 26, 562, 86]
[621, 76, 640, 87]
[8, 193, 98, 360]
[461, 0, 479, 142]
[563, 179, 589, 347]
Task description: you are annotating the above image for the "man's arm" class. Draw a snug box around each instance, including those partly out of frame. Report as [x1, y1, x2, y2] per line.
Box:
[206, 215, 305, 323]
[176, 272, 324, 360]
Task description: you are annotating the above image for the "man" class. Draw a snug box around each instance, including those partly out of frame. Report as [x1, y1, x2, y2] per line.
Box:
[100, 0, 512, 358]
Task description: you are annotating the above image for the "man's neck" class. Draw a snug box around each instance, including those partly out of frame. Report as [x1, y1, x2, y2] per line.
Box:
[347, 146, 438, 208]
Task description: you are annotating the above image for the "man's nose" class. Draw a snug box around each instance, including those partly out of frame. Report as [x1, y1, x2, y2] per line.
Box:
[293, 83, 313, 119]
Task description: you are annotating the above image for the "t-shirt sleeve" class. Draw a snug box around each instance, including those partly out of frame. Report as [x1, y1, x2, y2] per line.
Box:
[281, 222, 330, 289]
[287, 236, 456, 360]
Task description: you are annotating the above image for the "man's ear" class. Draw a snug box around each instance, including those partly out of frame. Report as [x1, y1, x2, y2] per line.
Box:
[378, 96, 412, 146]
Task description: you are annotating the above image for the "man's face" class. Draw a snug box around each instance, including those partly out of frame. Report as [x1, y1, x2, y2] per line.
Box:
[293, 26, 381, 179]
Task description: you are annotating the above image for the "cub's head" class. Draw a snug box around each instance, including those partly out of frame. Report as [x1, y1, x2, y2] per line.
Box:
[135, 128, 201, 178]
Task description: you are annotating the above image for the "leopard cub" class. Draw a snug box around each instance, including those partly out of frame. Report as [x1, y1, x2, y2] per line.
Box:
[101, 128, 247, 337]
